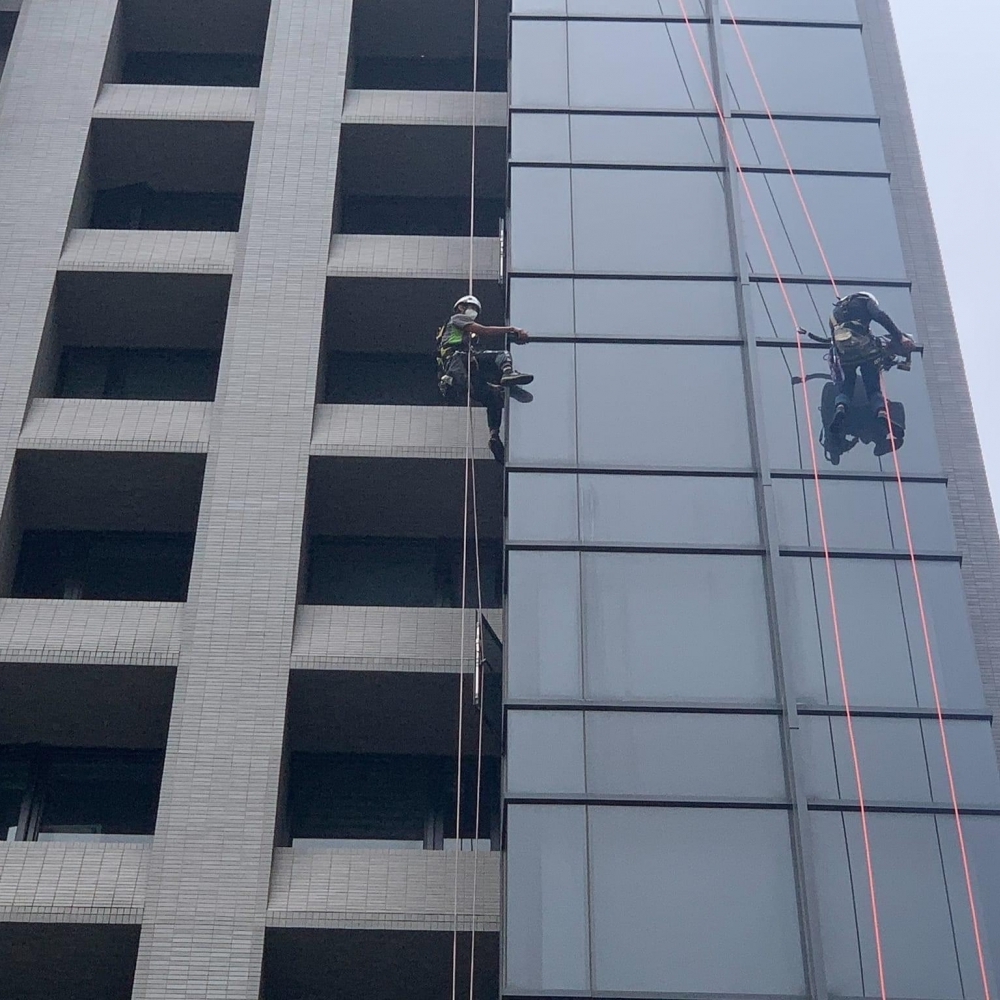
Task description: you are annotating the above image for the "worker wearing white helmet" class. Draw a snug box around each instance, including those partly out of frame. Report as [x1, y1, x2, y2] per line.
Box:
[436, 294, 533, 464]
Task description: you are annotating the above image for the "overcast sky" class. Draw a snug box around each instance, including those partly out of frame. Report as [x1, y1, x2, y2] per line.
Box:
[889, 0, 1000, 513]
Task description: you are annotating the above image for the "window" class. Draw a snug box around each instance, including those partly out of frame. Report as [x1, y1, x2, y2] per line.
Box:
[56, 348, 220, 402]
[723, 24, 874, 115]
[726, 0, 858, 21]
[732, 118, 885, 172]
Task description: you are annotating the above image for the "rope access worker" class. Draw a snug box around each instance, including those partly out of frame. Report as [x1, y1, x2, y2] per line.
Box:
[437, 294, 532, 465]
[798, 292, 915, 439]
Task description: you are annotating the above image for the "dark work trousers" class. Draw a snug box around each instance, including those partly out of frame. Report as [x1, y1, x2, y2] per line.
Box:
[835, 359, 884, 415]
[440, 349, 510, 432]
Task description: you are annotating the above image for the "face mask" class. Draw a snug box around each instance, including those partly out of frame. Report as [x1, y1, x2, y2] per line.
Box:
[464, 308, 478, 319]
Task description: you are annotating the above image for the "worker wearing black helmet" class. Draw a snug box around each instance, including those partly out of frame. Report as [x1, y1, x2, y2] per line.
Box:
[436, 294, 532, 464]
[800, 291, 915, 439]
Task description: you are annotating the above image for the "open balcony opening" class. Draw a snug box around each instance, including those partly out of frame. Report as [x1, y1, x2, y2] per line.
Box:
[6, 451, 205, 601]
[263, 929, 499, 1000]
[348, 0, 507, 92]
[0, 12, 16, 82]
[77, 119, 253, 232]
[301, 458, 503, 608]
[320, 277, 504, 406]
[281, 670, 502, 851]
[41, 272, 228, 402]
[1, 925, 140, 1000]
[108, 0, 270, 87]
[335, 125, 505, 237]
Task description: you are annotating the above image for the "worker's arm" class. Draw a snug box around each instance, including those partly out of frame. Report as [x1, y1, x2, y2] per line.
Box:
[466, 322, 530, 344]
[869, 302, 914, 354]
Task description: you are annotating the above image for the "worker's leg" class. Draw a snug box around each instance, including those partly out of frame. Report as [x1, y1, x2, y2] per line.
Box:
[860, 361, 885, 416]
[831, 364, 857, 434]
[470, 375, 506, 464]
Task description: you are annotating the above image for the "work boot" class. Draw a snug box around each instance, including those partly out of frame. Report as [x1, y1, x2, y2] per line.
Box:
[500, 367, 534, 387]
[830, 402, 847, 435]
[489, 432, 505, 465]
[876, 408, 903, 442]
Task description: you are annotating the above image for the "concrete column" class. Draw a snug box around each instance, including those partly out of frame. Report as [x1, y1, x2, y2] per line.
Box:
[131, 0, 352, 995]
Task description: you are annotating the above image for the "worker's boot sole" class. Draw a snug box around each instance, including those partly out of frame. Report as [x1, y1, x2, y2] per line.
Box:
[489, 436, 505, 465]
[829, 406, 847, 436]
[501, 371, 534, 387]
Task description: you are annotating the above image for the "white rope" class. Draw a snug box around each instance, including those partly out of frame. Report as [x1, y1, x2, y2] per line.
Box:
[467, 0, 481, 295]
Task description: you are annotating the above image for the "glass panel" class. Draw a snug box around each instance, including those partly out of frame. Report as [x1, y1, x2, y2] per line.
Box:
[511, 113, 571, 162]
[773, 478, 957, 552]
[511, 20, 569, 109]
[576, 343, 751, 469]
[757, 345, 943, 475]
[512, 0, 567, 12]
[508, 342, 577, 466]
[566, 0, 707, 12]
[751, 282, 917, 341]
[506, 550, 583, 700]
[509, 277, 740, 339]
[583, 552, 775, 701]
[568, 21, 712, 111]
[943, 816, 1000, 1000]
[0, 752, 28, 841]
[589, 807, 805, 995]
[924, 720, 1000, 806]
[726, 0, 858, 19]
[812, 811, 965, 999]
[505, 805, 591, 993]
[723, 24, 874, 115]
[733, 118, 885, 172]
[570, 114, 720, 166]
[510, 167, 574, 273]
[507, 711, 586, 794]
[579, 474, 759, 545]
[585, 712, 786, 798]
[778, 557, 985, 711]
[572, 169, 731, 275]
[510, 277, 575, 336]
[507, 473, 580, 543]
[740, 174, 907, 280]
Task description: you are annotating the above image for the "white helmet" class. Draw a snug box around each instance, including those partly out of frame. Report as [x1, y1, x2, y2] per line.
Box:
[835, 291, 879, 309]
[454, 294, 482, 316]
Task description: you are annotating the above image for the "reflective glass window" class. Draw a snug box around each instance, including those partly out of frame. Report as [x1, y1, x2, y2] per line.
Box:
[726, 0, 858, 19]
[505, 805, 591, 993]
[507, 473, 580, 543]
[589, 807, 805, 995]
[585, 712, 786, 798]
[511, 20, 569, 109]
[512, 0, 567, 11]
[580, 473, 759, 545]
[777, 557, 985, 711]
[566, 0, 707, 13]
[576, 343, 751, 469]
[507, 711, 586, 794]
[511, 113, 571, 162]
[812, 811, 967, 999]
[569, 114, 720, 166]
[774, 478, 957, 552]
[568, 21, 712, 111]
[510, 277, 740, 339]
[924, 720, 1000, 806]
[732, 118, 885, 172]
[750, 282, 916, 341]
[583, 552, 775, 701]
[506, 550, 583, 700]
[723, 24, 874, 115]
[508, 342, 577, 466]
[740, 174, 906, 280]
[757, 345, 943, 475]
[510, 168, 573, 273]
[572, 169, 731, 275]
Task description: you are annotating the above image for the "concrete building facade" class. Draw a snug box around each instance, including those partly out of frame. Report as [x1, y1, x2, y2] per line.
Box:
[0, 0, 998, 998]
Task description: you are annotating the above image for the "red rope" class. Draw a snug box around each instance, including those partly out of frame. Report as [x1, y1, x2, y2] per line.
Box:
[721, 6, 991, 995]
[675, 5, 888, 996]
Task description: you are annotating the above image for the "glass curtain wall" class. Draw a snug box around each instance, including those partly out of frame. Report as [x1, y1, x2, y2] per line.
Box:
[504, 2, 1000, 999]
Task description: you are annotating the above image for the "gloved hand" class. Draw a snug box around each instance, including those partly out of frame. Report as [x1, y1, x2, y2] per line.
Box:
[511, 328, 529, 344]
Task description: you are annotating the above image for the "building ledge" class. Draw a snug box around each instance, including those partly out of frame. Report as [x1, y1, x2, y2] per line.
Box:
[266, 847, 499, 932]
[0, 599, 183, 666]
[328, 235, 500, 281]
[21, 398, 211, 453]
[0, 842, 147, 924]
[311, 404, 491, 460]
[290, 605, 501, 673]
[60, 230, 236, 274]
[343, 89, 507, 128]
[94, 84, 257, 122]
